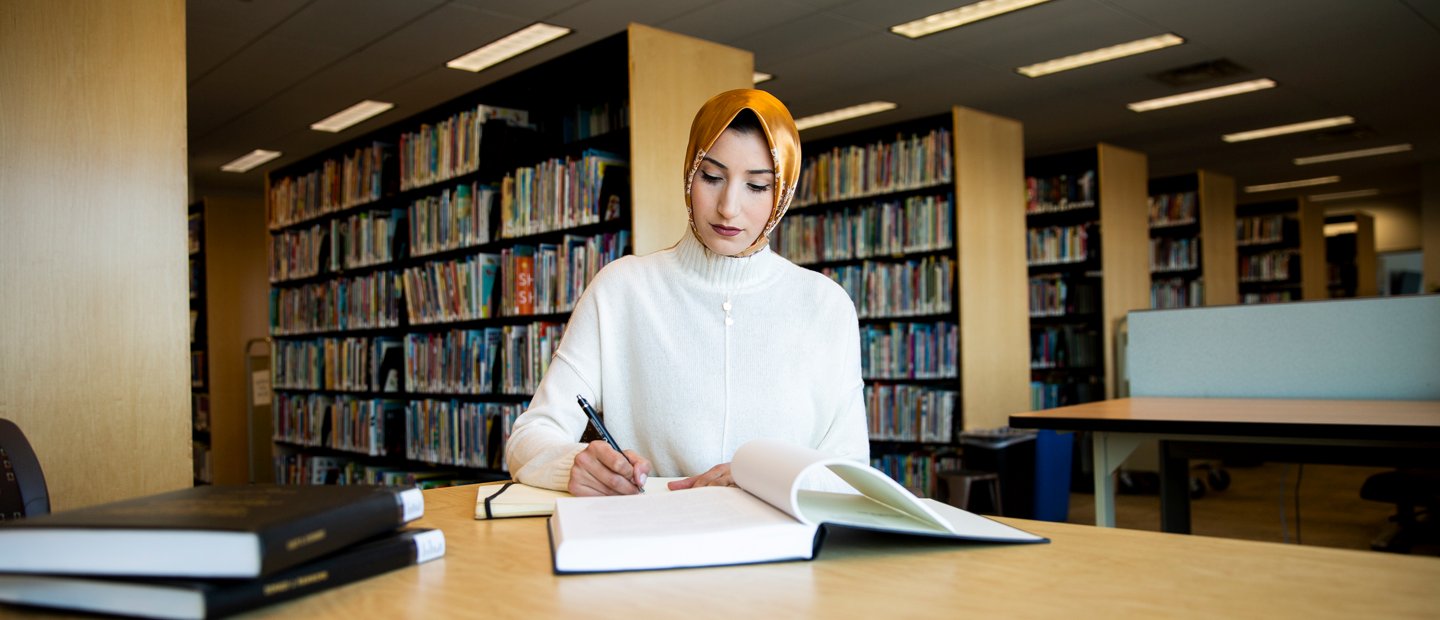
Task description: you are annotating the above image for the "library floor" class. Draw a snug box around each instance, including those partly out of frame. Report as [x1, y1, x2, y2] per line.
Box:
[1064, 462, 1440, 556]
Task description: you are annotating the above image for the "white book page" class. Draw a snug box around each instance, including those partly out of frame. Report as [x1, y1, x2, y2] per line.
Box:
[550, 487, 816, 572]
[731, 439, 952, 533]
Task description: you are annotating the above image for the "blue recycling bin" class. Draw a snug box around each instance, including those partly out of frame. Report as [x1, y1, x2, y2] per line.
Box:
[1032, 429, 1074, 522]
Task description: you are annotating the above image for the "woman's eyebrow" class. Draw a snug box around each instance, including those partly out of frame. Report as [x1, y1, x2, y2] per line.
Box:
[703, 155, 774, 176]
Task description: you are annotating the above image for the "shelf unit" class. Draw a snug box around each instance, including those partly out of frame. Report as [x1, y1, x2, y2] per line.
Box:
[188, 201, 211, 485]
[263, 25, 751, 486]
[1025, 144, 1149, 409]
[772, 106, 1030, 497]
[1146, 170, 1237, 308]
[1236, 197, 1326, 303]
[1324, 212, 1377, 298]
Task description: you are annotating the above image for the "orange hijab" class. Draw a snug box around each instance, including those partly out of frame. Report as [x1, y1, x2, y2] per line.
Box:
[682, 89, 801, 257]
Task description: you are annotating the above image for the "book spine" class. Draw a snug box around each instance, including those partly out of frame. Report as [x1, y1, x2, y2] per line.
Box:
[254, 488, 419, 576]
[209, 529, 444, 617]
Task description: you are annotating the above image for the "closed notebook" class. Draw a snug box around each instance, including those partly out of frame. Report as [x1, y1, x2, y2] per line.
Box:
[548, 439, 1047, 573]
[0, 484, 423, 578]
[475, 477, 682, 519]
[0, 528, 445, 620]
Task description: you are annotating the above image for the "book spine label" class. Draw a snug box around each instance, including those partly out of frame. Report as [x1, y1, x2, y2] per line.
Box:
[414, 529, 446, 562]
[399, 487, 424, 522]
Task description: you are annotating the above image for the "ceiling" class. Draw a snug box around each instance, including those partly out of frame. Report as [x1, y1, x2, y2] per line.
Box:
[188, 0, 1440, 209]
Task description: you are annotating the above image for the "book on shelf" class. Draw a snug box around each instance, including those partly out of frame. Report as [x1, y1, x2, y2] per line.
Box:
[0, 528, 444, 620]
[0, 485, 423, 578]
[547, 438, 1046, 573]
[474, 478, 683, 519]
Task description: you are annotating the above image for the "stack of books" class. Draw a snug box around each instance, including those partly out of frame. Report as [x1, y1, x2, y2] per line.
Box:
[0, 484, 444, 619]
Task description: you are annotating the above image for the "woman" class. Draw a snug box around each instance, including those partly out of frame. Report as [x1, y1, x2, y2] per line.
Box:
[504, 89, 869, 495]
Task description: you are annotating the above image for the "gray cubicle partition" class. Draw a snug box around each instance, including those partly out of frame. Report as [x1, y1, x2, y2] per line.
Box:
[1126, 295, 1439, 399]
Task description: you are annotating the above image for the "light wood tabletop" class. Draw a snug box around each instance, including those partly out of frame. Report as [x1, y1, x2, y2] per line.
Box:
[5, 483, 1438, 618]
[1010, 397, 1440, 440]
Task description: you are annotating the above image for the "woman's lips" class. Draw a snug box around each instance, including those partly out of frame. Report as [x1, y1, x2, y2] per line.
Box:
[711, 224, 743, 237]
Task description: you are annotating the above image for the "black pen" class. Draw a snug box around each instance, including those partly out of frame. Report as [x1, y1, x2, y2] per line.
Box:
[576, 394, 645, 493]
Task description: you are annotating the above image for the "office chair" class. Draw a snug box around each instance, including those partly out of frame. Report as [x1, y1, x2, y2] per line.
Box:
[1361, 468, 1440, 554]
[0, 418, 50, 519]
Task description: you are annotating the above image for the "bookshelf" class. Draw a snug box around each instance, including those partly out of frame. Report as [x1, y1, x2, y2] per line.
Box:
[263, 25, 750, 486]
[771, 106, 1030, 497]
[1236, 197, 1327, 303]
[1146, 170, 1237, 308]
[1025, 144, 1149, 408]
[188, 202, 212, 485]
[1324, 212, 1378, 298]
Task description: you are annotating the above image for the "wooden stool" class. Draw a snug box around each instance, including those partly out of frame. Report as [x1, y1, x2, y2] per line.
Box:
[938, 471, 1003, 515]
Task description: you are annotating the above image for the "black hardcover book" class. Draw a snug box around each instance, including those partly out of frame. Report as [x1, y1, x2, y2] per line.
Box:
[0, 484, 423, 578]
[0, 528, 444, 619]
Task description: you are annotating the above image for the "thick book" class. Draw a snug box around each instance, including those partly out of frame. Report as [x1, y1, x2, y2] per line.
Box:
[474, 478, 682, 520]
[548, 439, 1047, 573]
[0, 484, 424, 578]
[0, 528, 444, 620]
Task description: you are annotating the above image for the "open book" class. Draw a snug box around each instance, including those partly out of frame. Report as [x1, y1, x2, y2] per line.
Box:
[548, 439, 1047, 573]
[475, 477, 682, 519]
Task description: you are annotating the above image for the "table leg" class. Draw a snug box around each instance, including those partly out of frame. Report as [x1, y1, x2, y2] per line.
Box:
[1092, 432, 1143, 528]
[1158, 441, 1192, 534]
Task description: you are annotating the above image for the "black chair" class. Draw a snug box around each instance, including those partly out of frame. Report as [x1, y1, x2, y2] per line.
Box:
[0, 418, 49, 519]
[1360, 468, 1440, 553]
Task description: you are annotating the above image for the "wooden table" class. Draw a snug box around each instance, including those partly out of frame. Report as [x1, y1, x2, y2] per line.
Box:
[6, 483, 1439, 618]
[1010, 397, 1440, 531]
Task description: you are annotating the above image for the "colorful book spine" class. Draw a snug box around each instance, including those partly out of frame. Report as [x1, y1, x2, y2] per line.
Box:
[795, 129, 953, 207]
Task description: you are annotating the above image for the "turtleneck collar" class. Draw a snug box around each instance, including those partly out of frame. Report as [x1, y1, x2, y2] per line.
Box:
[669, 231, 785, 293]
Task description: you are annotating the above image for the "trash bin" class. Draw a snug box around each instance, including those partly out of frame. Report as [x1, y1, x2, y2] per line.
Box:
[959, 428, 1073, 521]
[1032, 429, 1074, 522]
[958, 428, 1037, 519]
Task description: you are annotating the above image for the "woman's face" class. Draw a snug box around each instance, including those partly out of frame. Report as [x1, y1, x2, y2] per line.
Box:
[691, 127, 775, 256]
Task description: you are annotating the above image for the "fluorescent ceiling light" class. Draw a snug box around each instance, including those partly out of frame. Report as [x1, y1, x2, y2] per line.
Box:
[794, 102, 898, 131]
[310, 100, 395, 133]
[1221, 116, 1354, 143]
[1243, 176, 1340, 193]
[1017, 33, 1185, 78]
[220, 149, 281, 173]
[1324, 221, 1358, 236]
[1294, 143, 1413, 165]
[891, 0, 1052, 38]
[1311, 188, 1380, 202]
[753, 71, 774, 84]
[1128, 78, 1276, 112]
[446, 23, 571, 73]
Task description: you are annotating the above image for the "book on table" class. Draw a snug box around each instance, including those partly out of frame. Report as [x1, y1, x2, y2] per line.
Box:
[0, 527, 445, 620]
[475, 477, 683, 519]
[0, 484, 424, 578]
[547, 438, 1048, 573]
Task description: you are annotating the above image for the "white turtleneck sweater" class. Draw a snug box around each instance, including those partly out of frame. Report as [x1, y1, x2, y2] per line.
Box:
[505, 232, 870, 490]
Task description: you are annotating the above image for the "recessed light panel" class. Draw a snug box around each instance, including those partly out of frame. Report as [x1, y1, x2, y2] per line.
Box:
[1222, 116, 1355, 143]
[1128, 78, 1276, 112]
[793, 102, 898, 131]
[891, 0, 1052, 39]
[220, 149, 281, 173]
[1017, 34, 1185, 78]
[446, 23, 571, 73]
[1243, 176, 1340, 193]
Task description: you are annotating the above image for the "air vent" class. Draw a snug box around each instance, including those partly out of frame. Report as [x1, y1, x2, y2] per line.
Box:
[1149, 58, 1249, 87]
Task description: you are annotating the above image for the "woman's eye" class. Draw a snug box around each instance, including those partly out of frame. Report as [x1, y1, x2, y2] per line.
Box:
[699, 172, 722, 184]
[746, 183, 771, 193]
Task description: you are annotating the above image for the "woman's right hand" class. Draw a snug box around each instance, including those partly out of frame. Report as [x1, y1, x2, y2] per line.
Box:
[568, 440, 652, 496]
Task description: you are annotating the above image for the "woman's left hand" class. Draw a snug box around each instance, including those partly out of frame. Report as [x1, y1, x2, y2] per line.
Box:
[667, 463, 735, 490]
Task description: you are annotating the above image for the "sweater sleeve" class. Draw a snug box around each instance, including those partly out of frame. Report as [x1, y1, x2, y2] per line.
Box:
[802, 287, 871, 491]
[503, 276, 607, 490]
